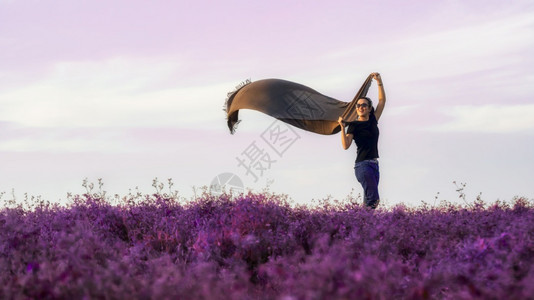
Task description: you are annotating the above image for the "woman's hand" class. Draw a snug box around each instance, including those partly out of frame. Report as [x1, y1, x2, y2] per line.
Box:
[338, 116, 345, 127]
[372, 72, 382, 83]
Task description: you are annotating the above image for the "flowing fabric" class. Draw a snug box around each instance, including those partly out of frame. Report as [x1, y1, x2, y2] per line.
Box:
[225, 74, 374, 135]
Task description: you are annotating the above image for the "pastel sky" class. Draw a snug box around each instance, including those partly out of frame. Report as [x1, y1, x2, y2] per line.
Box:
[1, 0, 533, 207]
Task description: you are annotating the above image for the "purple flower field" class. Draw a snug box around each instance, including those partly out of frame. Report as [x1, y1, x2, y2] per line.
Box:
[1, 187, 533, 299]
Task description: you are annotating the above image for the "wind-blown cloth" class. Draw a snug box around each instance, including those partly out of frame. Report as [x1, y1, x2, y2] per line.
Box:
[225, 74, 374, 135]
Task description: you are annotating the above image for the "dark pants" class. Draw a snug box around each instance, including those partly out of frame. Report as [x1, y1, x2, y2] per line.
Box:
[355, 160, 380, 209]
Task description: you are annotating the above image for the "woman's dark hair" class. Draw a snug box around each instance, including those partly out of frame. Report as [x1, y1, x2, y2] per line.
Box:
[360, 96, 375, 114]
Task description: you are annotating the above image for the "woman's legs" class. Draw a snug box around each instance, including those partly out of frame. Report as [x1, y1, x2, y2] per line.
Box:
[355, 160, 380, 209]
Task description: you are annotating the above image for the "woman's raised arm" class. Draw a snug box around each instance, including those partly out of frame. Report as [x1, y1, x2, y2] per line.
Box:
[373, 73, 386, 121]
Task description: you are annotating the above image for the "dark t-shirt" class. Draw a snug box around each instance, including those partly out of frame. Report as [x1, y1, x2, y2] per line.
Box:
[347, 113, 379, 163]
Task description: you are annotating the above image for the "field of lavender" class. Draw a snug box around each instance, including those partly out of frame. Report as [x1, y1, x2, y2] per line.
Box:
[1, 186, 533, 299]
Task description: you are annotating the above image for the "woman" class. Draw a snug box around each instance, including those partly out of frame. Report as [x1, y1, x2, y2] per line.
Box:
[338, 72, 386, 209]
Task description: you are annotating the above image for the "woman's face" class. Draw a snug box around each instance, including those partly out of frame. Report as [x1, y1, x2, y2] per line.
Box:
[356, 99, 370, 117]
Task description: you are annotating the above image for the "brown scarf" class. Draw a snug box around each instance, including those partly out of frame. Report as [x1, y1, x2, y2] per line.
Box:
[225, 74, 373, 135]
